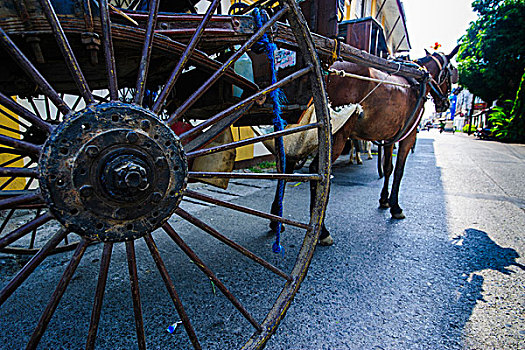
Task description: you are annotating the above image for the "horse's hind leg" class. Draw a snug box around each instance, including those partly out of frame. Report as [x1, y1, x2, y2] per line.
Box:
[389, 132, 417, 219]
[377, 145, 384, 178]
[348, 139, 355, 164]
[366, 141, 373, 159]
[379, 144, 394, 208]
[354, 140, 363, 164]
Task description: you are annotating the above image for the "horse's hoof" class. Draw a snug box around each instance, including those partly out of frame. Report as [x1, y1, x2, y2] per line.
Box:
[391, 212, 406, 219]
[357, 160, 363, 165]
[367, 155, 373, 160]
[379, 202, 390, 209]
[318, 234, 334, 246]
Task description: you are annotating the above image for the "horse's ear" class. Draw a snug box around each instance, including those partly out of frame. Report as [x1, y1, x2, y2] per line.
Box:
[447, 45, 460, 60]
[424, 48, 431, 56]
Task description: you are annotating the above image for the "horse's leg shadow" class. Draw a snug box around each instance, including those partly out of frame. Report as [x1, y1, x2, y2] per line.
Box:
[379, 144, 394, 209]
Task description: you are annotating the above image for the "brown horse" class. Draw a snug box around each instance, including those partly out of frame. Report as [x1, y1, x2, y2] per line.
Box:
[271, 47, 459, 245]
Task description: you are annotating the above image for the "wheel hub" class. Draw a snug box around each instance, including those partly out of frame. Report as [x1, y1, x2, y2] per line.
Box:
[39, 102, 187, 242]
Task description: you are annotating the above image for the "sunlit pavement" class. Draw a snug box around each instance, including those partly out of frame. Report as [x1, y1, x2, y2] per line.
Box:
[268, 130, 524, 349]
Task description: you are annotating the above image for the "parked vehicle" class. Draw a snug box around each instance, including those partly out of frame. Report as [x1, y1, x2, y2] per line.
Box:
[476, 127, 494, 140]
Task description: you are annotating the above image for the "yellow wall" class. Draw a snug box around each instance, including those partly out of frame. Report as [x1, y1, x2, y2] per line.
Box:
[231, 126, 254, 161]
[0, 99, 27, 190]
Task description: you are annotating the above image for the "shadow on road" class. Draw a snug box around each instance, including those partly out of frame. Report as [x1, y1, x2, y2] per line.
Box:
[270, 136, 524, 349]
[449, 228, 524, 336]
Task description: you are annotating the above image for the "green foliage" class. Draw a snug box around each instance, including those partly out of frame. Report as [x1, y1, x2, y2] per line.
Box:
[456, 0, 525, 102]
[488, 69, 525, 142]
[247, 161, 276, 173]
[462, 124, 477, 133]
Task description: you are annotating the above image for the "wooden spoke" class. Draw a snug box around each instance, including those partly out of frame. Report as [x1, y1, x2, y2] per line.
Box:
[38, 0, 94, 104]
[26, 239, 89, 349]
[184, 190, 311, 230]
[0, 228, 69, 306]
[175, 208, 292, 282]
[167, 5, 290, 125]
[163, 223, 262, 331]
[0, 190, 41, 211]
[133, 0, 160, 105]
[27, 97, 43, 122]
[86, 242, 113, 350]
[183, 102, 254, 153]
[0, 188, 36, 199]
[0, 134, 41, 155]
[0, 124, 24, 136]
[125, 241, 146, 350]
[0, 241, 85, 255]
[28, 208, 42, 250]
[99, 0, 119, 100]
[188, 172, 322, 182]
[152, 0, 221, 113]
[0, 212, 52, 250]
[179, 64, 313, 143]
[0, 26, 71, 117]
[0, 147, 33, 157]
[187, 123, 320, 159]
[143, 234, 201, 349]
[44, 95, 51, 123]
[0, 91, 52, 134]
[0, 180, 36, 242]
[0, 161, 36, 191]
[0, 166, 38, 179]
[0, 208, 16, 237]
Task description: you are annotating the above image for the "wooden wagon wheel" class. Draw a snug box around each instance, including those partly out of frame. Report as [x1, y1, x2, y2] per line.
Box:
[0, 92, 113, 255]
[0, 1, 331, 349]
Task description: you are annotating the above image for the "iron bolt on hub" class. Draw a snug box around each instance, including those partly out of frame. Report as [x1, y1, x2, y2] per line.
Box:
[39, 102, 187, 242]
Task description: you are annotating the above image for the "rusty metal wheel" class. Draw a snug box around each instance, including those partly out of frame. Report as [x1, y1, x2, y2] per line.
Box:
[0, 0, 331, 349]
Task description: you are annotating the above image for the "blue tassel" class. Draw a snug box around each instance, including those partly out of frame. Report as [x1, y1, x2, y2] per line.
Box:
[253, 8, 287, 255]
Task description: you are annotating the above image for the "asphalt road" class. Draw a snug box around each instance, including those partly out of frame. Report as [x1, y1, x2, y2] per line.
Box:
[0, 130, 523, 349]
[268, 130, 525, 349]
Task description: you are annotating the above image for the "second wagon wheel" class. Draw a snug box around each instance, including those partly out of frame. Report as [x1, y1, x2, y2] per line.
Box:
[0, 0, 331, 349]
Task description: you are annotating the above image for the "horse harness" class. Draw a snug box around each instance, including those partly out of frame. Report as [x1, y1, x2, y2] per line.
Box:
[374, 53, 455, 147]
[424, 53, 457, 111]
[325, 51, 454, 147]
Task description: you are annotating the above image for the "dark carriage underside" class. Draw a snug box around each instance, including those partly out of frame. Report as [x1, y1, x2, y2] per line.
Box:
[0, 1, 314, 125]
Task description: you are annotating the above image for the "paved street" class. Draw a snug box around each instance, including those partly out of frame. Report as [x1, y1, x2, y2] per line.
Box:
[268, 131, 525, 349]
[1, 131, 523, 349]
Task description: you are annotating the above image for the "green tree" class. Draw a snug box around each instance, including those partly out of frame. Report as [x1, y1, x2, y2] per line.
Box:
[456, 0, 525, 103]
[488, 68, 525, 142]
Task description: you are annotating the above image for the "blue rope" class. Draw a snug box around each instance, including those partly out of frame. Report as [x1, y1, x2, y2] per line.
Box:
[253, 8, 286, 254]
